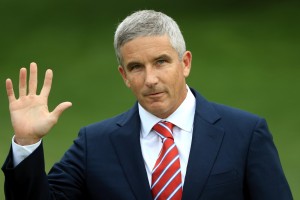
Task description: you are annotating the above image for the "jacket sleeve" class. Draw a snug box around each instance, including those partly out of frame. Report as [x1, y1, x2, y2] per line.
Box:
[2, 143, 51, 200]
[246, 118, 293, 199]
[2, 129, 87, 200]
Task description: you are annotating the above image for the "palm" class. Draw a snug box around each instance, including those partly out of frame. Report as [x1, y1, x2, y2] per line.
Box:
[10, 95, 52, 138]
[6, 63, 72, 145]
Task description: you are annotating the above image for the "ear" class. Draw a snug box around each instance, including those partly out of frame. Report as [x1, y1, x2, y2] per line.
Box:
[118, 66, 131, 88]
[182, 51, 192, 78]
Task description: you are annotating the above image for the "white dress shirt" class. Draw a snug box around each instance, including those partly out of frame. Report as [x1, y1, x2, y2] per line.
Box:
[12, 87, 196, 186]
[139, 86, 196, 186]
[12, 136, 41, 167]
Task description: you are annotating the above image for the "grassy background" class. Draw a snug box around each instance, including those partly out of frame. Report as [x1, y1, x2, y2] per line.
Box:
[0, 0, 299, 199]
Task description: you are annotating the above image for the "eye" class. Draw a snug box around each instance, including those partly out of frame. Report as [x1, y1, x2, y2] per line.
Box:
[155, 55, 171, 66]
[156, 59, 167, 66]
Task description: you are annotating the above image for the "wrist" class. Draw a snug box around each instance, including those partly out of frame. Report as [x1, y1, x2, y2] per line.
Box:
[14, 135, 41, 146]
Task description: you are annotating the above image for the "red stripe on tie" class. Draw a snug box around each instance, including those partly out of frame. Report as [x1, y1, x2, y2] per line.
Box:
[151, 121, 182, 200]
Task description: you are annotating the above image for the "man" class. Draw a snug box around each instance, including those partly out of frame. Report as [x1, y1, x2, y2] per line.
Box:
[2, 10, 292, 200]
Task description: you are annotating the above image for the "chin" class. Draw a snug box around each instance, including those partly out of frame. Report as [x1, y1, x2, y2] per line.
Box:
[149, 107, 170, 119]
[142, 101, 170, 116]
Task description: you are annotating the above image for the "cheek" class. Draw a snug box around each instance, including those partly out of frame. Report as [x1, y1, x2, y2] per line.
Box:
[128, 79, 142, 94]
[126, 75, 137, 88]
[172, 71, 186, 92]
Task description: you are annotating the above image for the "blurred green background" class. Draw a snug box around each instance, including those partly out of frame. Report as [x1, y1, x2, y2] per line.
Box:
[0, 0, 299, 199]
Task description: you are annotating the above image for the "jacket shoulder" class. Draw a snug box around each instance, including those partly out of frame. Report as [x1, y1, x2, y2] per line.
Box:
[211, 102, 261, 121]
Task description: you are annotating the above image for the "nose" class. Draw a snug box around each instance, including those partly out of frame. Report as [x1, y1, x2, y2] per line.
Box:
[145, 66, 158, 88]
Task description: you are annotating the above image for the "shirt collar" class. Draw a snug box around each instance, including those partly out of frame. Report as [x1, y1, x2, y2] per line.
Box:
[139, 85, 196, 138]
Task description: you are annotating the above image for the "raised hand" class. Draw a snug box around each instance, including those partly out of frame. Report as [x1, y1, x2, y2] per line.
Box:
[6, 62, 72, 145]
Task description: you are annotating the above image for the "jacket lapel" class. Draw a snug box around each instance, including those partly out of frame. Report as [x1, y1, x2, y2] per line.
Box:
[109, 105, 152, 200]
[109, 89, 224, 200]
[182, 89, 225, 200]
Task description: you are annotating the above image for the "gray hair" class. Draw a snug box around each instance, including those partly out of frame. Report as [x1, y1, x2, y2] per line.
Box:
[114, 10, 186, 65]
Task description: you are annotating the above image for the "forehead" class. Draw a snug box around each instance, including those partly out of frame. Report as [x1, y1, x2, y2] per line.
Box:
[120, 35, 177, 64]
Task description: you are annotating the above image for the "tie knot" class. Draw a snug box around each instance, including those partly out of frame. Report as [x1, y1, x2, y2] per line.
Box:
[153, 121, 174, 139]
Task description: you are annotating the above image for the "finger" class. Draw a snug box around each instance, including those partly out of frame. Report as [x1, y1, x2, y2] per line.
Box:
[51, 102, 72, 120]
[6, 79, 16, 102]
[40, 69, 53, 97]
[19, 68, 27, 97]
[28, 62, 38, 95]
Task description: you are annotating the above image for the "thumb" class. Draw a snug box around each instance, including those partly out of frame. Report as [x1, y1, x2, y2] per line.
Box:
[51, 102, 72, 119]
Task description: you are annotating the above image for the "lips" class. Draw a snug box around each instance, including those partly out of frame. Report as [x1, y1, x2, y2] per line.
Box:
[150, 92, 162, 95]
[143, 90, 164, 98]
[146, 92, 164, 99]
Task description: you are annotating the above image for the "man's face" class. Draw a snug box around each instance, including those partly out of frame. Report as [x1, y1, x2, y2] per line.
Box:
[118, 35, 192, 119]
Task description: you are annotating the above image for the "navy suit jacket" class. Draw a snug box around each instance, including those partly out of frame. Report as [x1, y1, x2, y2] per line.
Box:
[2, 89, 292, 199]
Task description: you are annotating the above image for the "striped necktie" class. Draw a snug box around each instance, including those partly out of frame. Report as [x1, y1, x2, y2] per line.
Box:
[151, 121, 183, 200]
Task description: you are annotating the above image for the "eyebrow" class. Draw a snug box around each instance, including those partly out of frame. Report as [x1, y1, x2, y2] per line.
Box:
[124, 53, 173, 70]
[125, 61, 142, 70]
[154, 54, 172, 62]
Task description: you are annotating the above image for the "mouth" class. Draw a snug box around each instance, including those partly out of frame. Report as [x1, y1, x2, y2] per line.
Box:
[144, 91, 164, 98]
